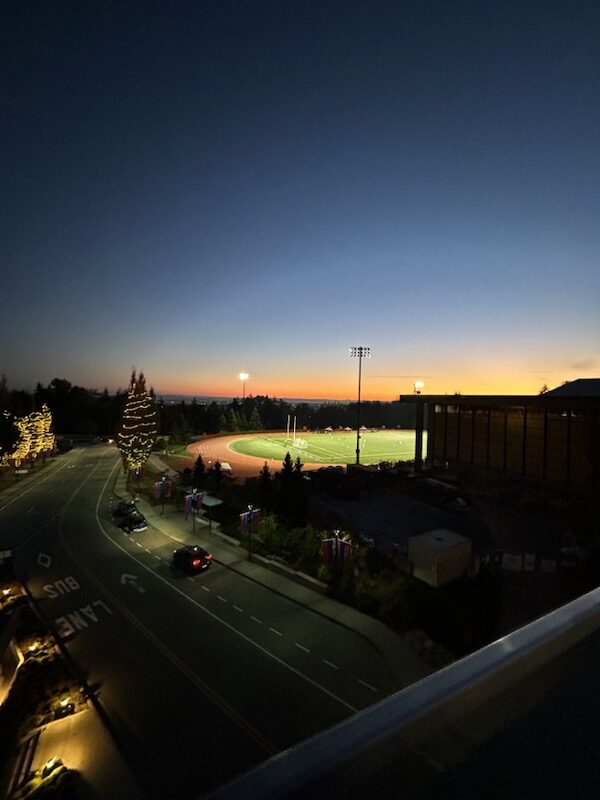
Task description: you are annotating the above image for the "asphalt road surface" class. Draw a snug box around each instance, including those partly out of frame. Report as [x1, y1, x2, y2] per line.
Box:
[2, 446, 399, 798]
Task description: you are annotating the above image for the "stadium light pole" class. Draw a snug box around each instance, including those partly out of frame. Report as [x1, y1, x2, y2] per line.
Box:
[239, 372, 250, 401]
[414, 380, 425, 395]
[349, 347, 371, 464]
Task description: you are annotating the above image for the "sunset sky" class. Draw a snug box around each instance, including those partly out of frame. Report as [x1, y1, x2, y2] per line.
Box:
[2, 1, 599, 400]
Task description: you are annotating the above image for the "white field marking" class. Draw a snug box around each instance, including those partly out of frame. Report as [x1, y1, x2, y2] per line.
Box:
[295, 642, 310, 653]
[356, 678, 378, 692]
[269, 627, 282, 637]
[323, 659, 340, 670]
[250, 616, 262, 624]
[233, 605, 244, 613]
[93, 461, 358, 713]
[217, 595, 227, 602]
[201, 586, 210, 593]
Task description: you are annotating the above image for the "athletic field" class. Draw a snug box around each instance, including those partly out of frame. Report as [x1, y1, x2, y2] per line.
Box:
[229, 430, 425, 465]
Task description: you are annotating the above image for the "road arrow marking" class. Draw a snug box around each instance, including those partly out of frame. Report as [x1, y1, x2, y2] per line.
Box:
[120, 574, 146, 593]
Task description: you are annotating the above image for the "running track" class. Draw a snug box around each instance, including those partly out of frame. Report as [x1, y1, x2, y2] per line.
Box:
[186, 434, 340, 481]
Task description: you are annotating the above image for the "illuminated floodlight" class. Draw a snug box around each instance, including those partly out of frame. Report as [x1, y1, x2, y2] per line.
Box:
[414, 380, 425, 394]
[239, 372, 250, 400]
[348, 346, 372, 464]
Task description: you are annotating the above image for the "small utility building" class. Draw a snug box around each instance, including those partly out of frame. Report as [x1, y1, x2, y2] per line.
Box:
[409, 529, 472, 588]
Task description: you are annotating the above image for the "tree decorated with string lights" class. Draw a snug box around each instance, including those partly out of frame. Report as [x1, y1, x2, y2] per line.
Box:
[117, 371, 158, 472]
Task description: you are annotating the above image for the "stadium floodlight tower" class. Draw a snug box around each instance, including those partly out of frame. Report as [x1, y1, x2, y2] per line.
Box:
[349, 346, 371, 464]
[239, 372, 250, 401]
[414, 380, 425, 394]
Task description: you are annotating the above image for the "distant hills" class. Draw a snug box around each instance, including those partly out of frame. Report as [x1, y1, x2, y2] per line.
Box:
[156, 394, 352, 406]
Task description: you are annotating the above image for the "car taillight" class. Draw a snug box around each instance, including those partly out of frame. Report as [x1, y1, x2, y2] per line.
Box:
[206, 553, 213, 560]
[192, 559, 202, 568]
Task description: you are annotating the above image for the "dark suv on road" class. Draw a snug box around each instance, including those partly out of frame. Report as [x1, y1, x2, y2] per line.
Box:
[172, 546, 213, 573]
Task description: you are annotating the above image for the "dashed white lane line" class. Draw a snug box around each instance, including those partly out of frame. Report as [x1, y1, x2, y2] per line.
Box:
[356, 678, 378, 692]
[153, 555, 161, 560]
[144, 548, 151, 553]
[134, 541, 142, 547]
[295, 642, 310, 653]
[187, 577, 194, 582]
[269, 627, 282, 637]
[201, 586, 210, 593]
[250, 616, 262, 624]
[217, 595, 227, 603]
[27, 507, 36, 514]
[233, 605, 244, 613]
[323, 659, 340, 670]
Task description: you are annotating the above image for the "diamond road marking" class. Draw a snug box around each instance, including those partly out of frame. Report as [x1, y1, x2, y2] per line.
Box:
[37, 553, 52, 568]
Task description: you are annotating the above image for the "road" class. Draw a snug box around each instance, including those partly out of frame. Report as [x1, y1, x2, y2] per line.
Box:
[1, 446, 400, 798]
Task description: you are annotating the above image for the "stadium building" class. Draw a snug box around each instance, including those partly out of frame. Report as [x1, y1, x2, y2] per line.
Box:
[407, 379, 600, 498]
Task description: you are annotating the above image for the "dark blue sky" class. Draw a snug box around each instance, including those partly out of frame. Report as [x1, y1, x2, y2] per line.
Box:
[2, 1, 599, 398]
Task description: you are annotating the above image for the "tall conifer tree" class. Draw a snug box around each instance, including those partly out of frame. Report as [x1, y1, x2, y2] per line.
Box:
[117, 371, 158, 471]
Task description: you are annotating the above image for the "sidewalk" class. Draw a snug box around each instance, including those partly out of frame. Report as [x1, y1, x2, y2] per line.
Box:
[116, 469, 432, 689]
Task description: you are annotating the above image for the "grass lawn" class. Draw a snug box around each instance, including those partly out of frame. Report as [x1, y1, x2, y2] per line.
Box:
[229, 429, 426, 465]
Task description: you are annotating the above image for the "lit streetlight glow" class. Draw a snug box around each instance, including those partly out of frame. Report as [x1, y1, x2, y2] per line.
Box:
[349, 347, 371, 464]
[239, 372, 250, 400]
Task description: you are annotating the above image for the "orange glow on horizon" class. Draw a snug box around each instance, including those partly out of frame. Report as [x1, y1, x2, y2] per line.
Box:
[152, 372, 564, 400]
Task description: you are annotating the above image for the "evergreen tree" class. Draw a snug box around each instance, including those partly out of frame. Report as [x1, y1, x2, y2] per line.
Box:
[117, 371, 158, 471]
[218, 412, 228, 432]
[209, 459, 223, 492]
[294, 455, 304, 476]
[227, 408, 239, 432]
[193, 454, 206, 487]
[249, 407, 262, 430]
[259, 461, 271, 486]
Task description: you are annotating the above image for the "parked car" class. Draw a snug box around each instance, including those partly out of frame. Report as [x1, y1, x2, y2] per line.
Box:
[119, 512, 148, 533]
[172, 545, 213, 573]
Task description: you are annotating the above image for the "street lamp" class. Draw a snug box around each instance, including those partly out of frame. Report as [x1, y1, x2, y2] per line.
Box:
[349, 346, 371, 464]
[239, 372, 250, 401]
[414, 380, 425, 395]
[247, 504, 253, 561]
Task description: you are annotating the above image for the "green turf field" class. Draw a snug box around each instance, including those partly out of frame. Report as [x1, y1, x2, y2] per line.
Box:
[229, 430, 426, 465]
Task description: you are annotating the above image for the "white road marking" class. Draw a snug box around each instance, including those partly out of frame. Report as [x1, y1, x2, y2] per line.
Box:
[269, 627, 282, 637]
[356, 678, 378, 692]
[93, 460, 358, 713]
[144, 548, 151, 553]
[201, 586, 210, 593]
[27, 506, 36, 514]
[154, 555, 161, 560]
[233, 605, 244, 613]
[295, 642, 310, 653]
[187, 577, 194, 582]
[217, 595, 227, 603]
[323, 659, 340, 670]
[134, 541, 142, 547]
[250, 616, 262, 624]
